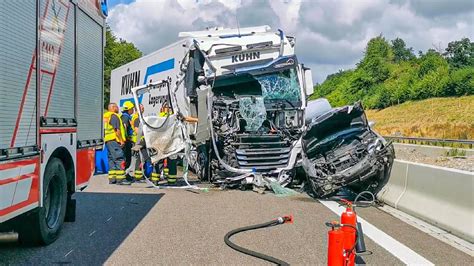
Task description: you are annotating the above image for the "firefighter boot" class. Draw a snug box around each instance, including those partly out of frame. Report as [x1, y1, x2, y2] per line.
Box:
[164, 168, 175, 184]
[151, 172, 159, 186]
[108, 170, 117, 184]
[167, 158, 177, 184]
[167, 174, 177, 184]
[135, 170, 143, 181]
[116, 170, 131, 185]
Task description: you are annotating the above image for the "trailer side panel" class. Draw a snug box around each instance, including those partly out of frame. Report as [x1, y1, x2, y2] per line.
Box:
[110, 40, 186, 113]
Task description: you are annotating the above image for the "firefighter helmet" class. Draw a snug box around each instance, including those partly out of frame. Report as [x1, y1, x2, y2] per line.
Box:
[123, 101, 134, 111]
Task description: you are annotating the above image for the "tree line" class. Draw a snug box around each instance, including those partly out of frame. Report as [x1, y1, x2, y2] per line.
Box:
[310, 36, 474, 109]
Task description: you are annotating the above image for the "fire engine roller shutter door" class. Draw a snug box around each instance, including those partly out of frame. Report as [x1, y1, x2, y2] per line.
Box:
[76, 9, 103, 143]
[0, 1, 37, 149]
[41, 3, 75, 119]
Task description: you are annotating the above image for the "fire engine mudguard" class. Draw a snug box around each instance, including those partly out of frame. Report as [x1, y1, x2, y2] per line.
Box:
[17, 158, 67, 245]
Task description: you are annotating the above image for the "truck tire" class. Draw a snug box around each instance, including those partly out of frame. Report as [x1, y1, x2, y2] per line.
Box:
[18, 158, 67, 245]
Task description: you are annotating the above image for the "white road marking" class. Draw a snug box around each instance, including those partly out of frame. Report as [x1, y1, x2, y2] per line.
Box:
[319, 200, 434, 266]
[64, 249, 73, 257]
[88, 230, 96, 237]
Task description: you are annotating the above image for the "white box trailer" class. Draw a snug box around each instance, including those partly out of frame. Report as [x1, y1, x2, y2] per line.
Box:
[0, 0, 106, 245]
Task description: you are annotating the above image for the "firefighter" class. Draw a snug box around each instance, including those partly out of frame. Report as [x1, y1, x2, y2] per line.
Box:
[131, 104, 160, 183]
[159, 103, 177, 184]
[130, 104, 143, 181]
[104, 103, 129, 185]
[121, 101, 135, 174]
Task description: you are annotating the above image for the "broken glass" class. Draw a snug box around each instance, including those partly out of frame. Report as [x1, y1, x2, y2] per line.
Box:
[255, 68, 300, 102]
[239, 96, 266, 132]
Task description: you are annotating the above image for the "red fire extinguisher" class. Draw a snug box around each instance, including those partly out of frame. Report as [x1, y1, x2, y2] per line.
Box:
[340, 199, 357, 266]
[327, 221, 344, 266]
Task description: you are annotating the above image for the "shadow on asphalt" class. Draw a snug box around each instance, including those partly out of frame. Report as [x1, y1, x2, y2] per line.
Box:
[0, 191, 163, 264]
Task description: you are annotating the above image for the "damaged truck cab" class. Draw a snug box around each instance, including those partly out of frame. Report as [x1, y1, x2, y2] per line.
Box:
[181, 26, 314, 188]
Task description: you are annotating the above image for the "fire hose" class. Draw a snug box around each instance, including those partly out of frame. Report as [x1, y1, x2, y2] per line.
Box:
[224, 215, 293, 266]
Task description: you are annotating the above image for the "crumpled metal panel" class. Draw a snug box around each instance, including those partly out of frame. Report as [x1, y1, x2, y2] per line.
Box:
[255, 69, 300, 101]
[239, 96, 266, 132]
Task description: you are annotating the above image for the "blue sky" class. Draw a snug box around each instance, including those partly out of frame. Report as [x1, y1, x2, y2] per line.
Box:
[108, 0, 135, 8]
[107, 0, 474, 83]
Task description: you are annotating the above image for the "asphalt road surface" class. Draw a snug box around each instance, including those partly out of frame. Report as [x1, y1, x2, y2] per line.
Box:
[0, 175, 472, 265]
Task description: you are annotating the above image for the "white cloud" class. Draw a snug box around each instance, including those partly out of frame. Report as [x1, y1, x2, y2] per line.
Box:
[108, 0, 474, 82]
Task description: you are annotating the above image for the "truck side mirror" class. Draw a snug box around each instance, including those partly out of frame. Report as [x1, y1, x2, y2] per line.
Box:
[303, 68, 314, 96]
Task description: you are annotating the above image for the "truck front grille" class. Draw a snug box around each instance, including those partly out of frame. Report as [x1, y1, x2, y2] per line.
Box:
[234, 134, 292, 172]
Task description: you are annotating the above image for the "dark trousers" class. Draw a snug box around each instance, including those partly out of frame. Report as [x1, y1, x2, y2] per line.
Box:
[168, 158, 177, 176]
[106, 140, 124, 170]
[134, 139, 161, 176]
[123, 140, 133, 169]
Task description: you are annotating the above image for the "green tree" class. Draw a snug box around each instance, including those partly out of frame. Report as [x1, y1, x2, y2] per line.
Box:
[384, 61, 416, 104]
[104, 26, 142, 108]
[447, 67, 474, 95]
[391, 38, 415, 62]
[443, 38, 474, 68]
[417, 49, 447, 77]
[358, 35, 393, 83]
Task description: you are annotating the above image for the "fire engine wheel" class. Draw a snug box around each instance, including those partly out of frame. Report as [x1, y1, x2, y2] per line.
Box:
[18, 158, 67, 246]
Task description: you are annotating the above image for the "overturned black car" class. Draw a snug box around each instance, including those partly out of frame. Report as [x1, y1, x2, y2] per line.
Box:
[301, 101, 395, 198]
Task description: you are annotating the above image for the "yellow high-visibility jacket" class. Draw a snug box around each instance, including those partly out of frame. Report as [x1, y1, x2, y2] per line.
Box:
[103, 111, 126, 143]
[130, 113, 140, 143]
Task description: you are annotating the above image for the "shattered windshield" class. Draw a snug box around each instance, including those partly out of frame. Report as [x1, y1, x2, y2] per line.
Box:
[254, 68, 301, 102]
[239, 96, 267, 132]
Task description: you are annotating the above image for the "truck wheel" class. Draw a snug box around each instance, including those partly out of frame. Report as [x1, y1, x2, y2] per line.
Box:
[18, 158, 67, 245]
[196, 144, 210, 181]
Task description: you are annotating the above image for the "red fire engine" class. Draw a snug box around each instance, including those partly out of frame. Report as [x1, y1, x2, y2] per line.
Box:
[0, 0, 106, 245]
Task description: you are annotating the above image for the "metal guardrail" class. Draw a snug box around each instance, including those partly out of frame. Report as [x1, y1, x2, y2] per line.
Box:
[383, 136, 474, 148]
